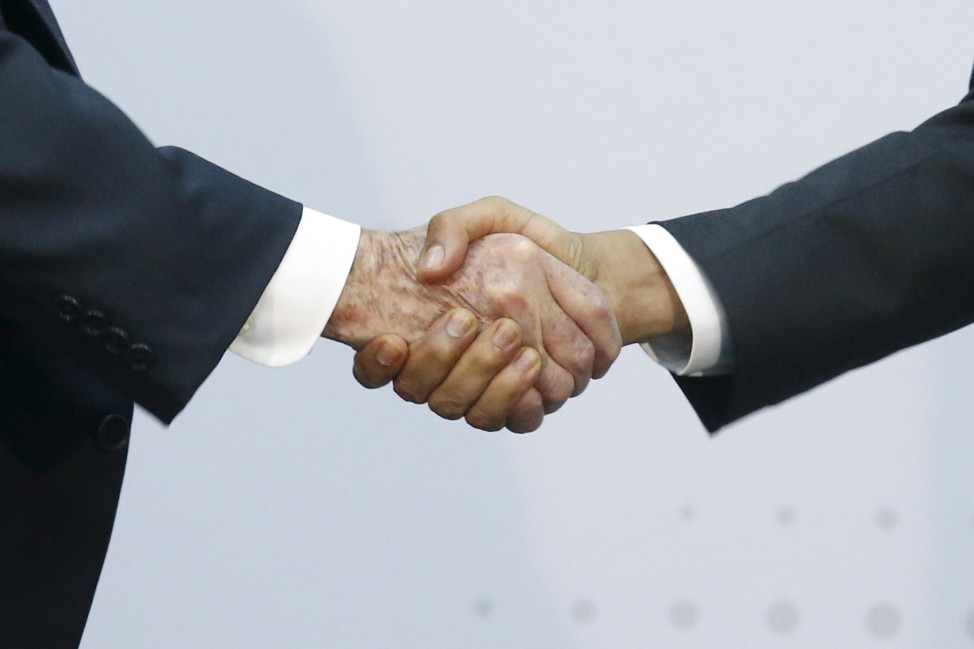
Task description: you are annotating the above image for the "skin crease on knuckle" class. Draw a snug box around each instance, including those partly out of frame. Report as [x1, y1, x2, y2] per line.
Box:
[465, 405, 504, 432]
[426, 392, 469, 421]
[463, 341, 511, 375]
[537, 364, 574, 413]
[393, 379, 429, 405]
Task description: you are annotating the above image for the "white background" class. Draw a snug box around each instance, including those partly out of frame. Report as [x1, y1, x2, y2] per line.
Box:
[50, 1, 974, 646]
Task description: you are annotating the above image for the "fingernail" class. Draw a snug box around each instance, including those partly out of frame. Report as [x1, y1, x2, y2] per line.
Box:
[446, 310, 473, 338]
[516, 348, 538, 372]
[376, 341, 399, 367]
[420, 245, 445, 272]
[493, 321, 518, 348]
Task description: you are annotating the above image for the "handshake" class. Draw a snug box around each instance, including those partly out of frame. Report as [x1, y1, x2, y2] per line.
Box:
[321, 197, 689, 433]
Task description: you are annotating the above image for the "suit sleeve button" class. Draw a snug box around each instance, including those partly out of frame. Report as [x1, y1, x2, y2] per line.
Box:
[129, 343, 157, 371]
[57, 295, 82, 322]
[80, 309, 108, 336]
[105, 327, 131, 354]
[96, 414, 130, 453]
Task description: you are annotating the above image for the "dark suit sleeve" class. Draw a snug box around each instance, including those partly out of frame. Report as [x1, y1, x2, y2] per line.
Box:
[658, 75, 974, 433]
[0, 27, 302, 423]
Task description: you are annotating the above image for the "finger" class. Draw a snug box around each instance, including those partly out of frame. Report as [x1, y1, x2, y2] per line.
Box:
[464, 348, 543, 432]
[353, 335, 408, 389]
[541, 254, 622, 379]
[417, 196, 574, 283]
[539, 309, 595, 398]
[505, 387, 545, 433]
[392, 309, 478, 403]
[426, 318, 524, 420]
[457, 235, 588, 409]
[534, 354, 577, 414]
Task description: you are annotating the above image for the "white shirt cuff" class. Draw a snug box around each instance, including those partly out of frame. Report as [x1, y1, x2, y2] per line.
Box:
[625, 224, 733, 376]
[230, 207, 361, 367]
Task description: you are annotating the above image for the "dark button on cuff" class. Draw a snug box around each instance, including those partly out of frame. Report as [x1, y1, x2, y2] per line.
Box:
[104, 327, 131, 354]
[80, 309, 108, 336]
[57, 295, 82, 322]
[129, 343, 157, 372]
[96, 414, 130, 453]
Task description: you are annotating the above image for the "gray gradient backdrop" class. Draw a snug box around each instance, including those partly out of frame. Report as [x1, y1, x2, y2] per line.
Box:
[49, 1, 974, 646]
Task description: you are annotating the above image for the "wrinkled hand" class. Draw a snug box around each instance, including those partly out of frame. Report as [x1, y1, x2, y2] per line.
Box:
[325, 227, 621, 429]
[416, 196, 688, 346]
[352, 197, 689, 430]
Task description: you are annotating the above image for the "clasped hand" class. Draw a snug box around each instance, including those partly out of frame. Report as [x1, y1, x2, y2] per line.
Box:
[322, 223, 621, 432]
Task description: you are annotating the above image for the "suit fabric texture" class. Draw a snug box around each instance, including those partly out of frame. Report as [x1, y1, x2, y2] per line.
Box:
[661, 68, 974, 432]
[0, 1, 301, 646]
[5, 0, 973, 646]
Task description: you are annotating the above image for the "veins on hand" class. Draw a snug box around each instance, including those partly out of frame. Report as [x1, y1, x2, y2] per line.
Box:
[323, 228, 521, 349]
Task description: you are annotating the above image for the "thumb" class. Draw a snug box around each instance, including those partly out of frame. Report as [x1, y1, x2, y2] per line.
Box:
[415, 215, 476, 284]
[416, 196, 540, 283]
[353, 334, 408, 389]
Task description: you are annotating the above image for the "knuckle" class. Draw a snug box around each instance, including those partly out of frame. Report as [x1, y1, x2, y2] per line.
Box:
[509, 236, 535, 261]
[590, 300, 613, 324]
[609, 338, 623, 362]
[553, 380, 573, 405]
[599, 320, 624, 364]
[506, 399, 544, 434]
[486, 284, 527, 314]
[464, 353, 500, 377]
[486, 278, 514, 299]
[576, 294, 616, 330]
[500, 289, 528, 311]
[541, 375, 573, 413]
[428, 211, 448, 228]
[574, 339, 597, 374]
[427, 394, 467, 420]
[483, 195, 510, 208]
[466, 407, 503, 432]
[393, 381, 425, 405]
[490, 232, 534, 260]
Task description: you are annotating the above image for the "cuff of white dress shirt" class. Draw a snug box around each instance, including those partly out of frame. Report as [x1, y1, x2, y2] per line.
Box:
[230, 207, 361, 367]
[625, 224, 733, 376]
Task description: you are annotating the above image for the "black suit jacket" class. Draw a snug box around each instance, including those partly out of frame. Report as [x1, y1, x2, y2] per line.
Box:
[0, 2, 302, 646]
[661, 67, 974, 432]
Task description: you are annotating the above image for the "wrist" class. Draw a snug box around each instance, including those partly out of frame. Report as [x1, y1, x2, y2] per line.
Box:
[323, 229, 441, 348]
[584, 229, 689, 346]
[322, 229, 381, 347]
